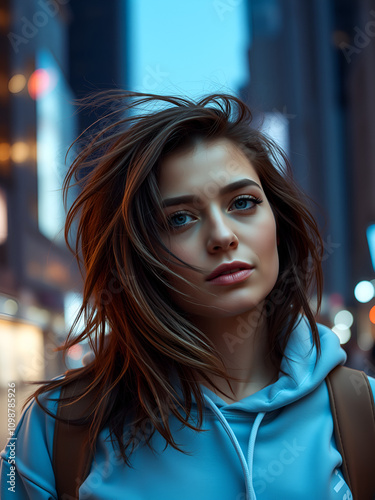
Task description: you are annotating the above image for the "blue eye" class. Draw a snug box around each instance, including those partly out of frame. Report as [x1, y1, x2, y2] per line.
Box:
[166, 195, 263, 230]
[230, 195, 263, 211]
[167, 211, 193, 229]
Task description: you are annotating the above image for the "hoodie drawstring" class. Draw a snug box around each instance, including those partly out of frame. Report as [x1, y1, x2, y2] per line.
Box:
[203, 394, 266, 500]
[247, 412, 266, 499]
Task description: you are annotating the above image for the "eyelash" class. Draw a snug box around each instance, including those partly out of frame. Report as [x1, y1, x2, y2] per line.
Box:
[166, 195, 263, 230]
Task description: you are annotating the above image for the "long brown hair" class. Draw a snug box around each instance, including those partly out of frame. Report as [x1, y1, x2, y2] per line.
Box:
[28, 90, 324, 465]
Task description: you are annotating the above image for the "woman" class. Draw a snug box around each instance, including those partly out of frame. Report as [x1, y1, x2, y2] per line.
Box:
[1, 91, 373, 499]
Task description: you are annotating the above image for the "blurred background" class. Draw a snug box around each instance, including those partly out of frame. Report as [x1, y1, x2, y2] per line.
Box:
[1, 0, 375, 446]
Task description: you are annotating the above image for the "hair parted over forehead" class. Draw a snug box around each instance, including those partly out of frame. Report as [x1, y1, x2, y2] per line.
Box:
[27, 90, 324, 466]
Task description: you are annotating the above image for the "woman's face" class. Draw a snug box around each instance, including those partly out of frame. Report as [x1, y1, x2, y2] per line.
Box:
[157, 138, 279, 319]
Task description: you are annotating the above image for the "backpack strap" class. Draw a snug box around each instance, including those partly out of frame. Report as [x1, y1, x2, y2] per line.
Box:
[326, 365, 375, 500]
[53, 376, 96, 500]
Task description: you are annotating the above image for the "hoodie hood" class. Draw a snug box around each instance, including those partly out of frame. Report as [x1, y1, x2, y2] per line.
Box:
[198, 316, 347, 412]
[172, 317, 347, 500]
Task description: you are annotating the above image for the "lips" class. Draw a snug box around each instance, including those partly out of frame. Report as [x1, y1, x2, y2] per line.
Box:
[205, 261, 254, 281]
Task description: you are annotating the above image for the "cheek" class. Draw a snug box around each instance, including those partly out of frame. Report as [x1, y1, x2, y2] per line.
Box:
[160, 239, 198, 286]
[252, 217, 279, 277]
[253, 216, 278, 253]
[166, 232, 200, 267]
[168, 241, 190, 271]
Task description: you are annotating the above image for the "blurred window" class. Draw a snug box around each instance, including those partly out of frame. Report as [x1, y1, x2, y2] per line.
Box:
[35, 48, 77, 245]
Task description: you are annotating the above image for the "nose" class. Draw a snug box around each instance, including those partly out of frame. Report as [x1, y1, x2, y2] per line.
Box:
[206, 212, 239, 253]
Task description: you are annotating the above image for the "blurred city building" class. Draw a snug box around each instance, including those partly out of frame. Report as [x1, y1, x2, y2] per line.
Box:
[241, 0, 375, 369]
[67, 0, 127, 136]
[0, 0, 76, 447]
[0, 0, 127, 447]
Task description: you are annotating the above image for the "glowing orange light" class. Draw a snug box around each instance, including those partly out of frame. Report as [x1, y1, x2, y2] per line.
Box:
[0, 143, 10, 162]
[9, 74, 27, 94]
[370, 306, 375, 325]
[10, 142, 29, 163]
[0, 9, 10, 30]
[28, 69, 50, 100]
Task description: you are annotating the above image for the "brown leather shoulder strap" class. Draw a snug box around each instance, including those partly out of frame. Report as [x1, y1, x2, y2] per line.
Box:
[326, 365, 375, 500]
[53, 376, 96, 500]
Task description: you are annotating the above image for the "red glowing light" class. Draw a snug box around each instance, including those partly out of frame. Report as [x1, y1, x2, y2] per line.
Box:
[28, 69, 50, 99]
[67, 344, 83, 361]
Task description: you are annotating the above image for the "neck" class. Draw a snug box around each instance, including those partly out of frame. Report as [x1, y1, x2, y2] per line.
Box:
[190, 303, 278, 403]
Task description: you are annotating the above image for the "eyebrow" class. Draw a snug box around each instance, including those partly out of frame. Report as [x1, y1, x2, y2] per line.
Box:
[161, 178, 263, 208]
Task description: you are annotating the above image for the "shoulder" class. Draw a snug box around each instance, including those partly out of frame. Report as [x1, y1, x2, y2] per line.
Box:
[0, 382, 63, 499]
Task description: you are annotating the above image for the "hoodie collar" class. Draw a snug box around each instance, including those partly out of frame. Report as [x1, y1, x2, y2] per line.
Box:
[192, 317, 347, 412]
[170, 317, 347, 500]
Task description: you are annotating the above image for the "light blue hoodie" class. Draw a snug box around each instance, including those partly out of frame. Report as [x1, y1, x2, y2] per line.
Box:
[1, 318, 374, 499]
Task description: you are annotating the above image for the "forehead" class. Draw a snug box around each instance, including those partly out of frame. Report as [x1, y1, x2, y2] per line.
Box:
[158, 138, 260, 195]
